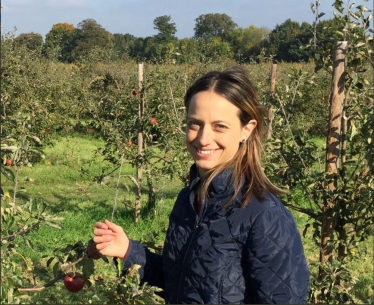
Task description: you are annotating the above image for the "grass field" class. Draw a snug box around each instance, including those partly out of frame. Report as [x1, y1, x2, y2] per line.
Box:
[3, 134, 373, 304]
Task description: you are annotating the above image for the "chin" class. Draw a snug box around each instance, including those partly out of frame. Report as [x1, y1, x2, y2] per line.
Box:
[195, 162, 214, 173]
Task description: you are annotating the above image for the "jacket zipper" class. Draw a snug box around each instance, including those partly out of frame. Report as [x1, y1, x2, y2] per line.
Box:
[194, 197, 205, 228]
[176, 197, 206, 303]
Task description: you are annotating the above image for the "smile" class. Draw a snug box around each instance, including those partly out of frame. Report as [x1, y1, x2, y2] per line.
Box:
[197, 149, 216, 155]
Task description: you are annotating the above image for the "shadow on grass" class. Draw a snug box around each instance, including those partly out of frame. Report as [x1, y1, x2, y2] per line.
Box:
[12, 183, 181, 216]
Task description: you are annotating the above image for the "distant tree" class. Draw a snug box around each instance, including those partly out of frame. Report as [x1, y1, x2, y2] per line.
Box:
[178, 38, 199, 63]
[227, 25, 270, 62]
[71, 19, 114, 61]
[197, 36, 233, 62]
[113, 33, 137, 60]
[286, 22, 314, 61]
[265, 19, 313, 62]
[194, 13, 238, 40]
[143, 36, 161, 61]
[153, 15, 177, 44]
[266, 19, 300, 59]
[276, 21, 313, 62]
[14, 32, 43, 53]
[44, 23, 76, 61]
[130, 37, 147, 61]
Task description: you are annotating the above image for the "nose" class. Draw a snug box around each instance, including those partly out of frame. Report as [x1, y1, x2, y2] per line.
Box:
[196, 125, 213, 146]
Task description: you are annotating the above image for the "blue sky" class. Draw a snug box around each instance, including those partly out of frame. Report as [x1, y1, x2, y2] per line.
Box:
[1, 0, 371, 39]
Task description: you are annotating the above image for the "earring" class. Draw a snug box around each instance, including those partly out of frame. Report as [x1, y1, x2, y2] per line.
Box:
[239, 139, 246, 147]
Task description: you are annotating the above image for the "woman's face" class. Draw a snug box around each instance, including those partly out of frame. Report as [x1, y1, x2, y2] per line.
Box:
[186, 91, 257, 179]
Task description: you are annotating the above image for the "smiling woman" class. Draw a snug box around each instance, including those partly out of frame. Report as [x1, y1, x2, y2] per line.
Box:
[93, 66, 310, 304]
[185, 90, 257, 180]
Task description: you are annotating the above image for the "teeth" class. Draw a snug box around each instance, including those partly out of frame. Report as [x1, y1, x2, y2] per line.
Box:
[197, 149, 216, 155]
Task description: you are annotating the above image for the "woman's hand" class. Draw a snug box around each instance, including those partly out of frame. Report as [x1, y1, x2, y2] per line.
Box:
[93, 219, 129, 258]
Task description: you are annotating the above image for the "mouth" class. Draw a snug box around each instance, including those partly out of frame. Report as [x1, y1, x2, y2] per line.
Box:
[196, 148, 217, 156]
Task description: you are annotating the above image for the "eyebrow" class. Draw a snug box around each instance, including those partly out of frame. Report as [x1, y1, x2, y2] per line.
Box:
[186, 117, 232, 126]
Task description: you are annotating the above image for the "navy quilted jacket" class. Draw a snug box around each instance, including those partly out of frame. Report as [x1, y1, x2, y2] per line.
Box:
[123, 165, 310, 304]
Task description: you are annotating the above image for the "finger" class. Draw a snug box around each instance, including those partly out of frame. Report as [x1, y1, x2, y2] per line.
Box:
[93, 235, 113, 244]
[94, 222, 109, 230]
[104, 219, 123, 233]
[93, 228, 113, 236]
[95, 241, 112, 251]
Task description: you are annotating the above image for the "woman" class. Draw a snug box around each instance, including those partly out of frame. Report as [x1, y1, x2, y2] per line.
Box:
[93, 66, 310, 304]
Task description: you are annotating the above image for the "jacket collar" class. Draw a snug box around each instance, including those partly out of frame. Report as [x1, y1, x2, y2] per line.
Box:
[188, 164, 235, 200]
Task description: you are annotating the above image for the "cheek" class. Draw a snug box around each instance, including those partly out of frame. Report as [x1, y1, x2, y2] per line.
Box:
[185, 132, 193, 150]
[185, 130, 195, 143]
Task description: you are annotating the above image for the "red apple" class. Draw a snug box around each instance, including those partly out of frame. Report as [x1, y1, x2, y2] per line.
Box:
[87, 239, 101, 260]
[64, 272, 84, 293]
[150, 117, 157, 125]
[128, 141, 133, 146]
[6, 159, 12, 166]
[132, 90, 138, 96]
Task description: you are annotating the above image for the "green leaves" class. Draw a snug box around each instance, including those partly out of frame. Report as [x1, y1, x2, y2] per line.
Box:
[1, 165, 15, 182]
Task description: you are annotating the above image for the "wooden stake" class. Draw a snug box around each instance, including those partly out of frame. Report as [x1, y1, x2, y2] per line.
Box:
[325, 42, 347, 190]
[135, 63, 144, 223]
[270, 64, 277, 97]
[319, 41, 347, 280]
[267, 64, 277, 139]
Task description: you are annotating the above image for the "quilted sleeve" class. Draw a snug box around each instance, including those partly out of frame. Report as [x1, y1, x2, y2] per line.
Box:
[244, 204, 310, 304]
[122, 239, 164, 289]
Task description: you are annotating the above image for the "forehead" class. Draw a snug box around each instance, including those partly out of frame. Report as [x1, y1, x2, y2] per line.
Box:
[188, 91, 240, 117]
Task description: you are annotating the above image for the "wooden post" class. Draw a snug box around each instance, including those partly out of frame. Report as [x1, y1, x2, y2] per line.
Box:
[319, 41, 347, 280]
[135, 63, 144, 223]
[267, 64, 277, 139]
[270, 64, 277, 97]
[267, 105, 274, 139]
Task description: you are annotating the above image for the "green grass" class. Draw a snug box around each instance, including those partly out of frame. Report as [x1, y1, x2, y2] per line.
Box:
[9, 134, 182, 252]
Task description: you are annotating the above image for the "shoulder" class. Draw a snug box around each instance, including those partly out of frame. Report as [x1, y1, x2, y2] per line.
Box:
[170, 185, 192, 215]
[176, 185, 190, 202]
[245, 192, 287, 222]
[245, 192, 301, 243]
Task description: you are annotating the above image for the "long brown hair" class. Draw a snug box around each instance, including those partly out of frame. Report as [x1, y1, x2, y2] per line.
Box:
[184, 66, 285, 207]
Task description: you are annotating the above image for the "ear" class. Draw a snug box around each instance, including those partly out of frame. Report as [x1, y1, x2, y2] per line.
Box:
[242, 119, 257, 140]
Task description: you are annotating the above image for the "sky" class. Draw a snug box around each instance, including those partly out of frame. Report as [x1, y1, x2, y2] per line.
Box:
[1, 0, 372, 39]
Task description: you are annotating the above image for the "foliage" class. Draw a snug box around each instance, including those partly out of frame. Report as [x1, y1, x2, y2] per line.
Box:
[264, 1, 373, 303]
[13, 32, 44, 54]
[1, 32, 91, 142]
[43, 23, 76, 62]
[84, 65, 193, 212]
[0, 112, 63, 303]
[12, 9, 370, 64]
[194, 13, 238, 41]
[113, 33, 137, 61]
[227, 25, 270, 63]
[1, 197, 64, 304]
[71, 19, 115, 62]
[103, 263, 165, 304]
[265, 19, 314, 62]
[153, 15, 178, 44]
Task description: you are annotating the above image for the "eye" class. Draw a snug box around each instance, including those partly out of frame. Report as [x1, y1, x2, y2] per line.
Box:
[215, 124, 228, 131]
[187, 121, 200, 130]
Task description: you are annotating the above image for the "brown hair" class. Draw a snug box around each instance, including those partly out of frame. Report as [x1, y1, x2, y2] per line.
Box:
[184, 66, 284, 207]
